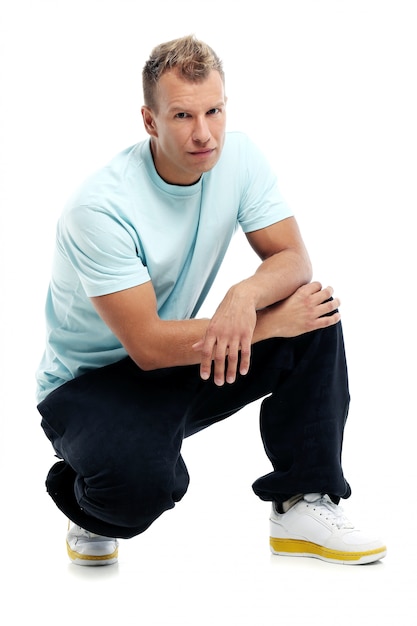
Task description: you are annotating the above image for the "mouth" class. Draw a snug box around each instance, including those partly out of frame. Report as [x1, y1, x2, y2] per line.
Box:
[189, 148, 216, 158]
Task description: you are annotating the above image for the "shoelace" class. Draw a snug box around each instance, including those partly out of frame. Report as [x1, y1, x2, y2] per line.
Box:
[306, 494, 354, 530]
[71, 524, 101, 539]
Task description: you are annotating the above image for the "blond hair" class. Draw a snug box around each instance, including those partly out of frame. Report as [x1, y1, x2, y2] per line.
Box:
[142, 35, 224, 110]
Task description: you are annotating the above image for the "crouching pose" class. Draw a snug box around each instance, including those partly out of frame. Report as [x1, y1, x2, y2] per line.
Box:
[36, 35, 386, 566]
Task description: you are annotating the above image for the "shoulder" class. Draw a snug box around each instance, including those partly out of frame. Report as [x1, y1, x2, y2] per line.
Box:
[59, 141, 150, 224]
[66, 141, 148, 204]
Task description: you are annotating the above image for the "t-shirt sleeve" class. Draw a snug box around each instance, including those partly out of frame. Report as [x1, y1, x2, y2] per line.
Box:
[58, 203, 150, 297]
[237, 135, 293, 233]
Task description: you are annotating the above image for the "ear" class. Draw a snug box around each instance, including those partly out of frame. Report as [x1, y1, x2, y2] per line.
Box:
[141, 106, 158, 137]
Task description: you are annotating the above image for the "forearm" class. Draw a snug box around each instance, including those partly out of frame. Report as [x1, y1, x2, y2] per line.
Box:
[133, 304, 282, 372]
[129, 305, 285, 371]
[141, 251, 310, 370]
[227, 248, 313, 313]
[92, 242, 312, 379]
[119, 317, 211, 371]
[252, 282, 341, 344]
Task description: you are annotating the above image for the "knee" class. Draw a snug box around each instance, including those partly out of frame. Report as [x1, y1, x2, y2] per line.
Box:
[77, 456, 190, 531]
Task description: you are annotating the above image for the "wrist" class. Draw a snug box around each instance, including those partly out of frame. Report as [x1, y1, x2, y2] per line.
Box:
[253, 308, 272, 343]
[229, 278, 260, 310]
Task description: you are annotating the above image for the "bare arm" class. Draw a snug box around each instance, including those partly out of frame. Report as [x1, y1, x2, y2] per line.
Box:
[194, 216, 315, 383]
[91, 216, 340, 385]
[91, 280, 211, 371]
[243, 216, 313, 309]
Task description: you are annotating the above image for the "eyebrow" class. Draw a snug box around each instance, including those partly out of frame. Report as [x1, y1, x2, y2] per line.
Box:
[169, 101, 225, 113]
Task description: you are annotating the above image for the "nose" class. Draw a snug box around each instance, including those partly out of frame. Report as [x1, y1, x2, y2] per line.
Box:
[192, 116, 211, 144]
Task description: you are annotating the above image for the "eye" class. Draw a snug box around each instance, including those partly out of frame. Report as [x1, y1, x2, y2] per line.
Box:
[175, 112, 189, 119]
[207, 108, 220, 115]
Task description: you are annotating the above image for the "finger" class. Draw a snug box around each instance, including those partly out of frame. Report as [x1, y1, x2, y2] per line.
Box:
[303, 280, 323, 295]
[199, 337, 216, 380]
[238, 339, 251, 378]
[309, 285, 334, 308]
[225, 340, 240, 384]
[318, 296, 340, 318]
[213, 340, 228, 386]
[317, 310, 341, 327]
[322, 285, 335, 300]
[315, 285, 334, 301]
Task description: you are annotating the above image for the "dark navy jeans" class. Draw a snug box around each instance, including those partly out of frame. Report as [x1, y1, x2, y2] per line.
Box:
[38, 323, 351, 539]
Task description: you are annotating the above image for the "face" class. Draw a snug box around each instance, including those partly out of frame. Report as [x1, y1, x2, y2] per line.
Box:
[141, 69, 227, 185]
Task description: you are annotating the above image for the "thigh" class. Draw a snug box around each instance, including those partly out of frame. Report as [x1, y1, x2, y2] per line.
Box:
[38, 357, 202, 476]
[185, 338, 295, 436]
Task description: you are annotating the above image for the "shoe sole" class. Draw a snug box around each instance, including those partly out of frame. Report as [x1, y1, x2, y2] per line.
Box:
[270, 537, 387, 565]
[66, 541, 119, 566]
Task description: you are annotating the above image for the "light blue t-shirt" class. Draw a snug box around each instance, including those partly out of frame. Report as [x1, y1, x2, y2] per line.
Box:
[36, 132, 293, 401]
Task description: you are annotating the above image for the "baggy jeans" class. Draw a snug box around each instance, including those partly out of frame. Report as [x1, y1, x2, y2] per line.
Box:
[37, 323, 351, 539]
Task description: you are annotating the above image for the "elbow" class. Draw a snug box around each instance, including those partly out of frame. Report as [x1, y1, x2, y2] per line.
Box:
[299, 254, 313, 285]
[136, 358, 161, 372]
[130, 351, 161, 372]
[127, 341, 168, 372]
[305, 261, 313, 284]
[121, 321, 172, 373]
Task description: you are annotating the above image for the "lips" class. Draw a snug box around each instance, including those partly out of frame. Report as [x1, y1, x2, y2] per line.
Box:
[189, 148, 215, 156]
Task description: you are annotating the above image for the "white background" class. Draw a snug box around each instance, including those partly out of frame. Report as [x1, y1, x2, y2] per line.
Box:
[0, 0, 416, 624]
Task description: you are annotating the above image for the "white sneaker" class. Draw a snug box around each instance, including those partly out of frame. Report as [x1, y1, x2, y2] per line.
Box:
[66, 522, 119, 566]
[270, 493, 387, 565]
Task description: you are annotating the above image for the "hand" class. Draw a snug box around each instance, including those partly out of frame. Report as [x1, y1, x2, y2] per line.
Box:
[192, 286, 257, 386]
[259, 281, 341, 338]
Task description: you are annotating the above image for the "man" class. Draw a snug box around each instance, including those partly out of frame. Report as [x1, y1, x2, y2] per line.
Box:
[36, 35, 386, 566]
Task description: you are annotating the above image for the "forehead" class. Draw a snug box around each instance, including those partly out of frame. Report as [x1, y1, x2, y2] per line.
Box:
[155, 69, 225, 111]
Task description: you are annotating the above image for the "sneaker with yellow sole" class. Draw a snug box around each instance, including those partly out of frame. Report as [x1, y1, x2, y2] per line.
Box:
[270, 493, 386, 565]
[66, 522, 119, 566]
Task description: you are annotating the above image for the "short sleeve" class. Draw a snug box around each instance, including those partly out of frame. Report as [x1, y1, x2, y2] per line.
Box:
[58, 203, 150, 297]
[237, 135, 293, 233]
